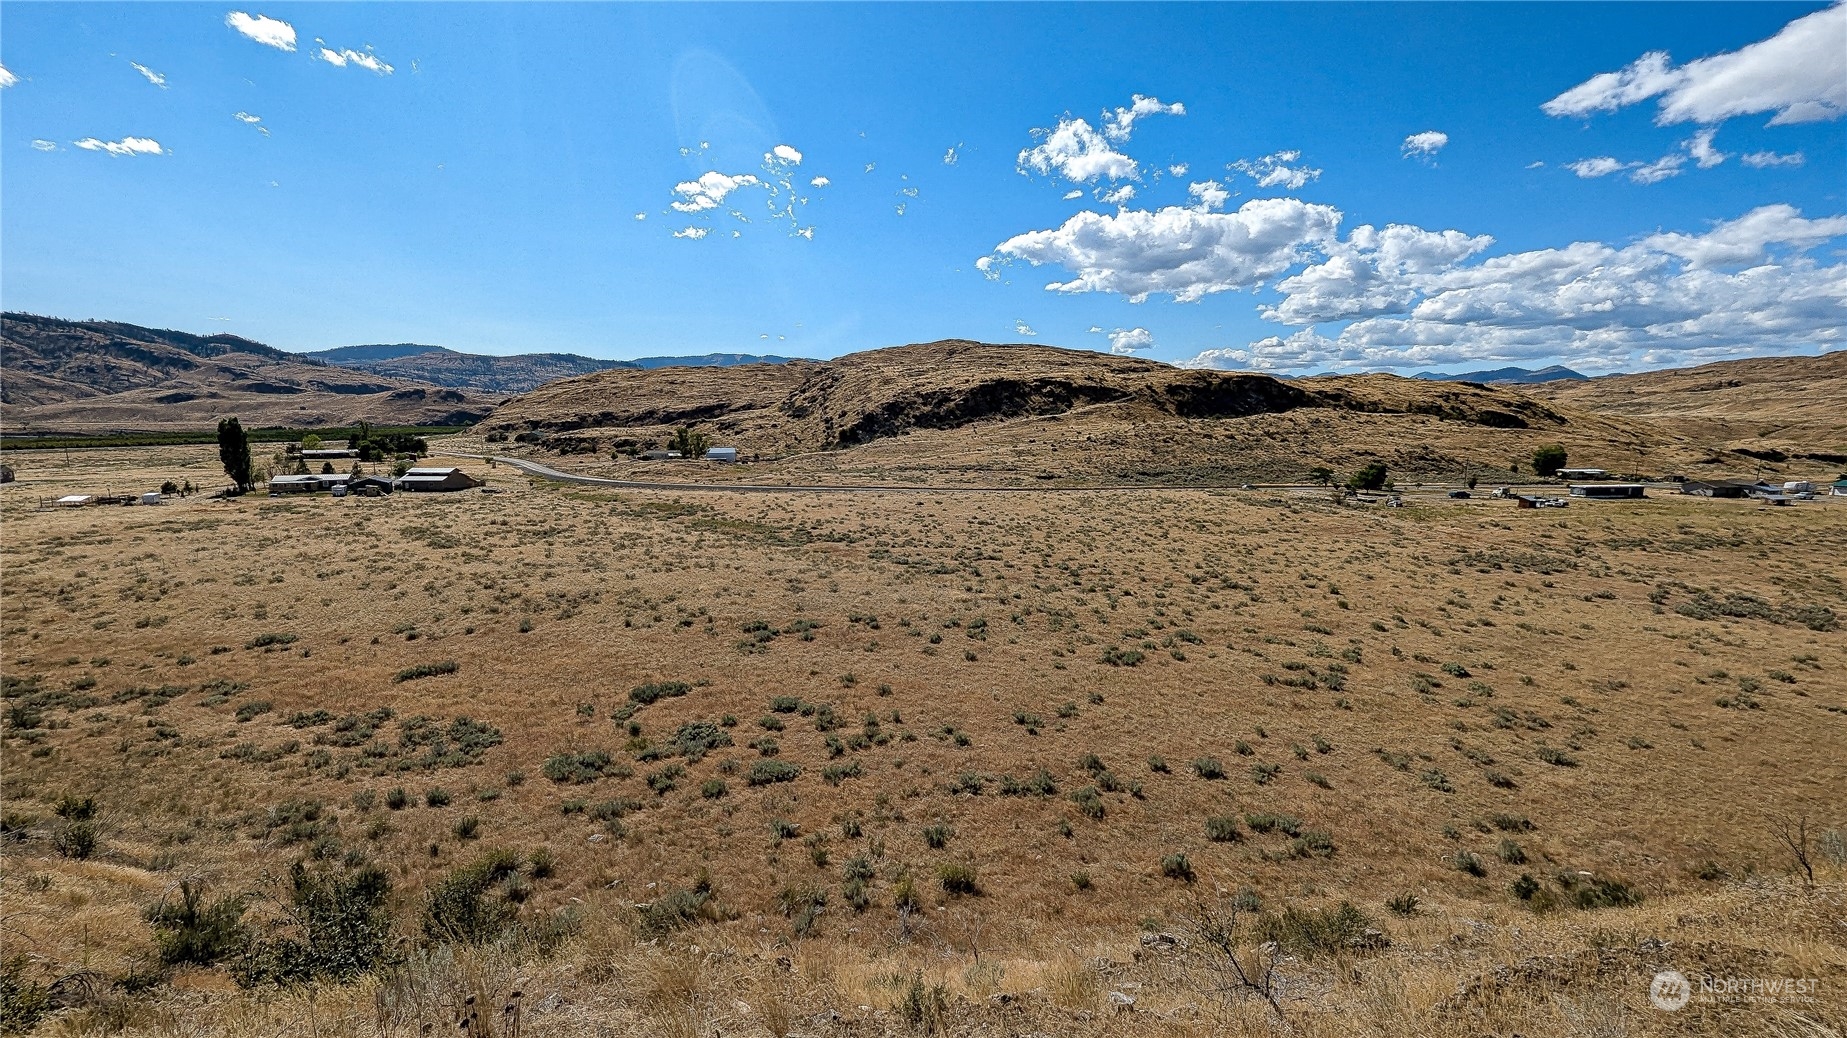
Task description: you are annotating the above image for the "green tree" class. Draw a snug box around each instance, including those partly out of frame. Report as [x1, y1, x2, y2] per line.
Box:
[299, 433, 323, 451]
[1308, 466, 1335, 487]
[217, 417, 254, 493]
[673, 426, 711, 459]
[1532, 444, 1568, 477]
[1346, 462, 1389, 492]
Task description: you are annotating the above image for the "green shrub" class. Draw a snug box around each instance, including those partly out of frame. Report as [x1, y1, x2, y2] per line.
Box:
[385, 787, 409, 810]
[748, 760, 800, 786]
[1385, 893, 1419, 916]
[1455, 850, 1487, 877]
[1245, 813, 1303, 837]
[1498, 838, 1527, 865]
[821, 761, 863, 786]
[1068, 786, 1105, 820]
[1191, 757, 1226, 780]
[1537, 746, 1579, 767]
[938, 863, 980, 896]
[1159, 853, 1195, 882]
[1290, 830, 1337, 858]
[420, 850, 522, 945]
[636, 875, 718, 937]
[629, 681, 691, 706]
[424, 787, 452, 808]
[53, 819, 98, 860]
[233, 859, 391, 986]
[235, 700, 273, 722]
[1558, 873, 1642, 909]
[1256, 902, 1383, 958]
[0, 956, 52, 1034]
[897, 971, 948, 1032]
[700, 778, 728, 799]
[542, 748, 618, 784]
[1204, 816, 1243, 842]
[921, 824, 953, 849]
[392, 661, 458, 683]
[146, 881, 249, 966]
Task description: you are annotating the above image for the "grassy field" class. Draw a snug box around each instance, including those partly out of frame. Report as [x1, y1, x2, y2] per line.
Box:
[1, 441, 1843, 1036]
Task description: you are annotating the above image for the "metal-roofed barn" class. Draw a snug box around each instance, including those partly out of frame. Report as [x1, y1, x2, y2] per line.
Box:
[394, 467, 482, 493]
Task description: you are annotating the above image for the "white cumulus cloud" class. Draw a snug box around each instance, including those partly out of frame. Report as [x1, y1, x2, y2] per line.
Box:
[73, 136, 164, 157]
[130, 62, 167, 88]
[1104, 327, 1155, 354]
[0, 64, 17, 89]
[943, 144, 961, 165]
[225, 11, 297, 51]
[1684, 127, 1727, 168]
[768, 144, 802, 165]
[1262, 223, 1495, 325]
[985, 197, 1343, 303]
[1230, 150, 1321, 190]
[1187, 180, 1230, 211]
[673, 226, 710, 240]
[1102, 94, 1185, 142]
[1542, 3, 1846, 125]
[1018, 116, 1138, 183]
[810, 176, 830, 187]
[1098, 184, 1136, 206]
[1014, 320, 1038, 337]
[1401, 130, 1448, 160]
[1062, 189, 1083, 200]
[671, 171, 762, 213]
[1191, 203, 1847, 373]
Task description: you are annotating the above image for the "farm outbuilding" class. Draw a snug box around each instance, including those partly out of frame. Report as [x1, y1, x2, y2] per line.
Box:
[1680, 479, 1756, 498]
[394, 467, 482, 492]
[1833, 479, 1847, 497]
[1555, 468, 1608, 480]
[268, 473, 352, 495]
[300, 448, 360, 460]
[348, 476, 395, 496]
[640, 449, 680, 461]
[1568, 484, 1645, 499]
[704, 447, 739, 463]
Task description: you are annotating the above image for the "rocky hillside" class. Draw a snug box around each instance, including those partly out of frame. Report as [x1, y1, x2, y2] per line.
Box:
[0, 314, 495, 433]
[1522, 350, 1847, 462]
[472, 340, 1698, 484]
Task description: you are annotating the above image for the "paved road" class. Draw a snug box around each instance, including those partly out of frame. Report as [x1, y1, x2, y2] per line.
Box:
[458, 454, 1249, 494]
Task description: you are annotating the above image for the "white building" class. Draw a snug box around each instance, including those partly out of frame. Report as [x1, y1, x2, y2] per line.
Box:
[704, 447, 739, 463]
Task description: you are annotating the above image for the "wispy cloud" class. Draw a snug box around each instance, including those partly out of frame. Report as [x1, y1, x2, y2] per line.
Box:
[943, 143, 961, 165]
[234, 111, 270, 136]
[672, 226, 710, 240]
[130, 62, 167, 88]
[1741, 150, 1805, 168]
[225, 11, 297, 52]
[31, 139, 58, 152]
[73, 136, 165, 157]
[0, 63, 17, 89]
[1101, 94, 1185, 142]
[1230, 150, 1321, 190]
[1542, 3, 1845, 126]
[315, 41, 393, 74]
[1566, 156, 1629, 179]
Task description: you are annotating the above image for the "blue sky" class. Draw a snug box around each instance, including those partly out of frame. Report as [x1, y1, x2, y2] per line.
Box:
[3, 2, 1843, 373]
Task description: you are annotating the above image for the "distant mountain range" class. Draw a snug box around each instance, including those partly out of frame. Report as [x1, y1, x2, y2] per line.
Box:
[304, 344, 797, 394]
[1411, 365, 1589, 384]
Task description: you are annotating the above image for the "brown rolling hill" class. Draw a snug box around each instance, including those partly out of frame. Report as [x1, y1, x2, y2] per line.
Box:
[0, 313, 497, 433]
[479, 339, 1732, 485]
[1521, 349, 1847, 466]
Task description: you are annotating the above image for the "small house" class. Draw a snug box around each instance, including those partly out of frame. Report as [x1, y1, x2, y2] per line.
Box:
[394, 467, 482, 493]
[1680, 479, 1753, 498]
[139, 492, 163, 505]
[1568, 483, 1645, 499]
[268, 474, 326, 495]
[704, 447, 739, 463]
[1555, 468, 1608, 480]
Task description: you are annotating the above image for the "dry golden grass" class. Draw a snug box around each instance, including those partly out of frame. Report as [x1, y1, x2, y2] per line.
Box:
[2, 439, 1843, 1036]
